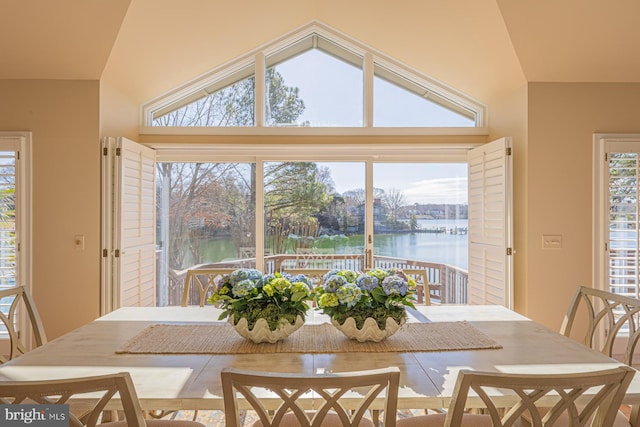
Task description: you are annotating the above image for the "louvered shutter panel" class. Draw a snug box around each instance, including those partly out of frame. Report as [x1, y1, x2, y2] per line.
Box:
[467, 137, 513, 307]
[113, 138, 156, 307]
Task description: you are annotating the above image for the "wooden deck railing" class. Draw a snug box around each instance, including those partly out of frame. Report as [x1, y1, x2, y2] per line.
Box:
[163, 253, 468, 306]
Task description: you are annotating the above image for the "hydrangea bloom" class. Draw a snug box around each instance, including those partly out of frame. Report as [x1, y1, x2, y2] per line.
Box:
[323, 274, 348, 292]
[282, 273, 313, 290]
[233, 278, 256, 297]
[382, 275, 409, 296]
[336, 282, 362, 308]
[207, 268, 314, 331]
[230, 268, 262, 285]
[356, 274, 378, 291]
[318, 292, 339, 308]
[315, 268, 416, 330]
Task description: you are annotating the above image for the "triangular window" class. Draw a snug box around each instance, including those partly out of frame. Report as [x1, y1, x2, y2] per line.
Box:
[374, 65, 475, 127]
[143, 21, 485, 129]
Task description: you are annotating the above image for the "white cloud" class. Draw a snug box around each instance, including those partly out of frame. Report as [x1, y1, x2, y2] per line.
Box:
[403, 177, 468, 204]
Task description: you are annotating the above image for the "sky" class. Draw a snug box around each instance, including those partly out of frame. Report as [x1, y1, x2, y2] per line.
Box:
[274, 49, 474, 127]
[275, 49, 469, 205]
[318, 162, 468, 205]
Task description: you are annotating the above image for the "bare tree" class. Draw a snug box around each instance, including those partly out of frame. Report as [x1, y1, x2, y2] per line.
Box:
[383, 188, 407, 225]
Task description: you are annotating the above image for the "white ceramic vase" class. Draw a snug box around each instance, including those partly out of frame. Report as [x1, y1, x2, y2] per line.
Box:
[331, 315, 405, 342]
[229, 314, 304, 344]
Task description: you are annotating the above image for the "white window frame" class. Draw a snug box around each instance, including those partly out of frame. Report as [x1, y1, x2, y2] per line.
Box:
[152, 142, 477, 272]
[103, 136, 514, 310]
[140, 20, 488, 132]
[594, 133, 640, 294]
[593, 133, 640, 360]
[0, 131, 32, 350]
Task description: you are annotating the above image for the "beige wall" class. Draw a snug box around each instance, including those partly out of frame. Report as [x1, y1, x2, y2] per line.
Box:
[526, 82, 640, 330]
[100, 81, 140, 140]
[0, 80, 101, 339]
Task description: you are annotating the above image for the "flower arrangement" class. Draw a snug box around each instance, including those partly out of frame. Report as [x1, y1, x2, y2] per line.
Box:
[207, 268, 314, 332]
[315, 268, 417, 330]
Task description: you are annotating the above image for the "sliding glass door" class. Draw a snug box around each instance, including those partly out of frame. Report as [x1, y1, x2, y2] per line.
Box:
[266, 162, 366, 272]
[154, 158, 469, 305]
[372, 163, 468, 270]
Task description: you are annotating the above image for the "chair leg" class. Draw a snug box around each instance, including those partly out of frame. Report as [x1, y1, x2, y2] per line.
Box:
[629, 405, 640, 427]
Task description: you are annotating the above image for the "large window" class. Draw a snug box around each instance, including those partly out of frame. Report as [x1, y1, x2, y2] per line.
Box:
[105, 23, 514, 310]
[143, 22, 486, 129]
[155, 156, 469, 306]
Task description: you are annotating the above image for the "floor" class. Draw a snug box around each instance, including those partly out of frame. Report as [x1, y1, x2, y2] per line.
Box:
[161, 409, 425, 426]
[161, 406, 634, 426]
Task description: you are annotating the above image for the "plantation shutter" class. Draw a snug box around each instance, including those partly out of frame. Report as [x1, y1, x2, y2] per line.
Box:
[102, 137, 156, 310]
[467, 137, 513, 307]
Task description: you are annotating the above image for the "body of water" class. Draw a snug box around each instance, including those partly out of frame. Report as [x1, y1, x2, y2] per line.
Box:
[192, 219, 468, 270]
[318, 219, 468, 269]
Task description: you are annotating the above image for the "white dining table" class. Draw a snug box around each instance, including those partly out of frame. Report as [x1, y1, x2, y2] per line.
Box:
[0, 305, 639, 411]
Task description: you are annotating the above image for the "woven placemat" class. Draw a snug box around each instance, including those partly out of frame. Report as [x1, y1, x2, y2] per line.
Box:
[116, 321, 502, 354]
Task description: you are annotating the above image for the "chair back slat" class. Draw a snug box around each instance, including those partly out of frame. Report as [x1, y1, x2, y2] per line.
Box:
[0, 372, 147, 427]
[561, 285, 640, 365]
[182, 268, 235, 307]
[221, 366, 400, 427]
[445, 366, 635, 427]
[0, 285, 47, 363]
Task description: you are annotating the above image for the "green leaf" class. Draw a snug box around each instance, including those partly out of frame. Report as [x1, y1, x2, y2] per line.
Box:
[371, 287, 386, 303]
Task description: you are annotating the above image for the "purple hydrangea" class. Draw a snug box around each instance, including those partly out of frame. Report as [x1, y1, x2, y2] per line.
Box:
[356, 274, 379, 291]
[324, 274, 348, 293]
[382, 275, 408, 296]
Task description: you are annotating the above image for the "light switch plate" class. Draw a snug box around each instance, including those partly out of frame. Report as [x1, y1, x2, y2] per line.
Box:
[542, 234, 562, 249]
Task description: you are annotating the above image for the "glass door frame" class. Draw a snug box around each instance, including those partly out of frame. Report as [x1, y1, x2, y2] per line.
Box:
[150, 140, 477, 278]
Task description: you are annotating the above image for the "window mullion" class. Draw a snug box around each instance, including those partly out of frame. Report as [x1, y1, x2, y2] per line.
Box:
[255, 52, 266, 128]
[363, 52, 374, 128]
[255, 159, 265, 271]
[364, 160, 374, 268]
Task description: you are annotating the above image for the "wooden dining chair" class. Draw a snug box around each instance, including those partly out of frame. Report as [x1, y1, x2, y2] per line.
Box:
[396, 366, 636, 427]
[221, 366, 400, 427]
[181, 268, 234, 307]
[560, 285, 640, 366]
[0, 285, 47, 363]
[559, 285, 640, 426]
[402, 269, 431, 305]
[0, 371, 206, 427]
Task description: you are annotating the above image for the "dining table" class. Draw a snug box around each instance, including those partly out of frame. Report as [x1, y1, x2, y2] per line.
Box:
[0, 304, 639, 412]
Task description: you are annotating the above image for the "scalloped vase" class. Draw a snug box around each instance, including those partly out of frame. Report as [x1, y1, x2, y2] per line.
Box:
[229, 314, 304, 344]
[331, 316, 406, 342]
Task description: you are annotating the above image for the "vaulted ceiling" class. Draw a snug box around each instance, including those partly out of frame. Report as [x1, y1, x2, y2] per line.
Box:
[2, 0, 639, 107]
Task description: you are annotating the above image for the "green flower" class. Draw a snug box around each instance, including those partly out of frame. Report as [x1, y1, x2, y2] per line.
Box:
[318, 292, 339, 308]
[291, 281, 311, 296]
[271, 277, 289, 291]
[262, 284, 275, 296]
